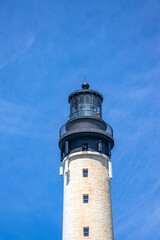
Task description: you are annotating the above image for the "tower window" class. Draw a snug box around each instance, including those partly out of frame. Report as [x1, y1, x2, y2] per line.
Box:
[83, 169, 88, 177]
[82, 143, 88, 151]
[83, 194, 89, 203]
[83, 227, 89, 237]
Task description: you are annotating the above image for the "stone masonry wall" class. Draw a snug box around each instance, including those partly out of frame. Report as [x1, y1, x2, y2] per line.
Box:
[63, 152, 113, 240]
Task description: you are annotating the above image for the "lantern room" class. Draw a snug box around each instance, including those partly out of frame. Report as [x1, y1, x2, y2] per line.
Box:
[68, 81, 103, 119]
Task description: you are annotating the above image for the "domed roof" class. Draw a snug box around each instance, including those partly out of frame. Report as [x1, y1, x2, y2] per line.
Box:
[68, 82, 103, 103]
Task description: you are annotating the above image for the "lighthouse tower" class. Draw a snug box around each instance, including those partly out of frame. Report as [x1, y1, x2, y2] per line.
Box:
[59, 81, 114, 240]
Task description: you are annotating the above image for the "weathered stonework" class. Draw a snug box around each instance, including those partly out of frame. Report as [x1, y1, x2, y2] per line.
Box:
[63, 151, 114, 240]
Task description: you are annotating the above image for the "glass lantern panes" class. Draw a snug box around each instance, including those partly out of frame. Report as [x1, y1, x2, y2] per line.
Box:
[70, 93, 102, 119]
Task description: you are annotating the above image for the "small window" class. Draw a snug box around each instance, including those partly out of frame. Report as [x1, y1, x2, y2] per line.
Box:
[82, 143, 88, 151]
[83, 194, 89, 203]
[83, 227, 89, 237]
[83, 169, 88, 177]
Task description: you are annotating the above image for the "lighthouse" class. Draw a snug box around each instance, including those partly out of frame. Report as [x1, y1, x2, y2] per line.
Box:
[59, 80, 114, 240]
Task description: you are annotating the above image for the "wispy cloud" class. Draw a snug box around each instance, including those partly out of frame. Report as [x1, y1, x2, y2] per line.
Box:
[25, 34, 36, 50]
[0, 99, 53, 139]
[0, 33, 36, 69]
[109, 64, 160, 239]
[114, 178, 160, 239]
[0, 61, 9, 70]
[0, 99, 35, 135]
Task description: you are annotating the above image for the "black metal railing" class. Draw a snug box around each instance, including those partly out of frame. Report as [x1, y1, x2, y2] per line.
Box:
[59, 121, 113, 139]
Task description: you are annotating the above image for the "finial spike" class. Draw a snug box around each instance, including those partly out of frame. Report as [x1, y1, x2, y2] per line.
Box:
[84, 66, 86, 82]
[82, 66, 89, 89]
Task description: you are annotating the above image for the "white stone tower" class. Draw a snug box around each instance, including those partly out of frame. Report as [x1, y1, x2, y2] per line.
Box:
[59, 81, 114, 240]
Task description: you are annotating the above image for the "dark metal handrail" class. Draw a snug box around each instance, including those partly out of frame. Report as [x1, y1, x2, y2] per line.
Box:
[59, 121, 113, 139]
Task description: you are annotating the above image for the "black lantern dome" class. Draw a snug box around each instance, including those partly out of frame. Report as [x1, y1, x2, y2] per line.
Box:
[59, 82, 114, 161]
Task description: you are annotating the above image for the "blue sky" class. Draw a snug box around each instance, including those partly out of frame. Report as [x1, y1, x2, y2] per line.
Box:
[0, 0, 160, 239]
